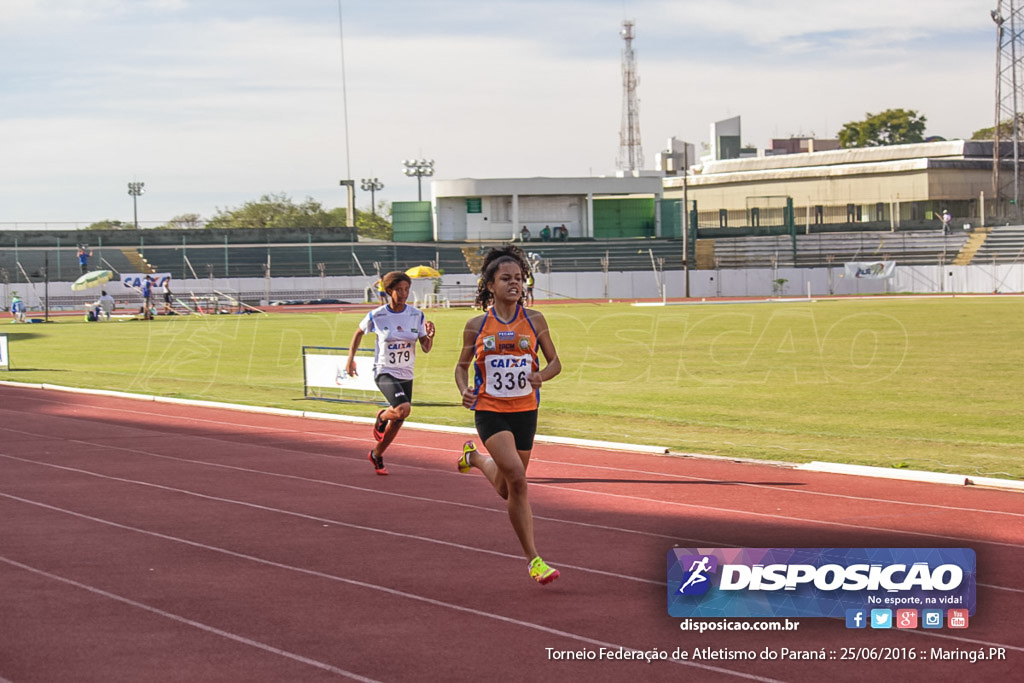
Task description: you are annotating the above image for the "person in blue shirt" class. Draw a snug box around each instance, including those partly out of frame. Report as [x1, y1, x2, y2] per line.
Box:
[77, 245, 93, 274]
[141, 276, 154, 320]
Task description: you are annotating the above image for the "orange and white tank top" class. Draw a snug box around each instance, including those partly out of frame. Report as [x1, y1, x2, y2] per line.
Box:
[471, 304, 539, 412]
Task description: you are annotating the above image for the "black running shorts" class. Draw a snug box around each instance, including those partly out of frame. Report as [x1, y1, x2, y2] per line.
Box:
[474, 409, 538, 451]
[375, 373, 413, 408]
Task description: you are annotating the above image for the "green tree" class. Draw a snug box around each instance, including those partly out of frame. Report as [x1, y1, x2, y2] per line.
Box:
[837, 109, 927, 148]
[354, 201, 393, 241]
[971, 115, 1024, 140]
[167, 213, 203, 229]
[84, 219, 133, 230]
[205, 193, 340, 229]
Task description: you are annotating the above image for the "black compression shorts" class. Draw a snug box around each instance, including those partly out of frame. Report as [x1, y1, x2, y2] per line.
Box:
[375, 373, 413, 408]
[474, 409, 538, 451]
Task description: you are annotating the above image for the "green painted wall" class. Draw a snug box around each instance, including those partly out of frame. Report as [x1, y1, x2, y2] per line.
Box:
[593, 198, 656, 238]
[392, 201, 433, 242]
[660, 198, 683, 238]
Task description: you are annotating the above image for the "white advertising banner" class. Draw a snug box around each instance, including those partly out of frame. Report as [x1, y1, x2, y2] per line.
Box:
[120, 273, 172, 290]
[0, 333, 8, 370]
[304, 352, 377, 393]
[844, 261, 896, 279]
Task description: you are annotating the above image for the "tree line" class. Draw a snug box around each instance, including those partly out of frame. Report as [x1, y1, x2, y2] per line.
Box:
[86, 109, 1006, 234]
[86, 192, 393, 240]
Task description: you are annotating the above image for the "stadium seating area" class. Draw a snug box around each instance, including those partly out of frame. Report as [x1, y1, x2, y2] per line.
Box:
[0, 247, 144, 283]
[705, 230, 968, 269]
[5, 228, 1015, 288]
[972, 225, 1024, 264]
[130, 239, 689, 278]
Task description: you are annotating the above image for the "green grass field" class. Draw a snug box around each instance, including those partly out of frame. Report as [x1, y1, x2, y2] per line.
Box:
[4, 296, 1022, 480]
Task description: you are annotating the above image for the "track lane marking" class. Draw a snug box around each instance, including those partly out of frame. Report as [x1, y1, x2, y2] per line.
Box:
[0, 494, 784, 682]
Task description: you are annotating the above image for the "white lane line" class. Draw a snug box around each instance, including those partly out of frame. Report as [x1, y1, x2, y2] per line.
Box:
[0, 554, 378, 682]
[4, 417, 1024, 556]
[4, 451, 1020, 596]
[2, 419, 1022, 552]
[0, 494, 784, 682]
[0, 453, 661, 586]
[527, 458, 1024, 519]
[5, 392, 1021, 519]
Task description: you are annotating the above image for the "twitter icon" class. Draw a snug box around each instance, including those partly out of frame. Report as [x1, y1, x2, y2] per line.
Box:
[870, 609, 893, 629]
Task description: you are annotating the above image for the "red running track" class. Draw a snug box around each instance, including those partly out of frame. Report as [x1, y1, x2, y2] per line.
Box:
[0, 383, 1021, 682]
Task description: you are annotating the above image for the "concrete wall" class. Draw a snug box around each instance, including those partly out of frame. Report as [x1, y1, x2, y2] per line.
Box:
[7, 264, 1022, 311]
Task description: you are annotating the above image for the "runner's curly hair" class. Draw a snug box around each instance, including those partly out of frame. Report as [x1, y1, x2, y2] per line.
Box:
[474, 245, 531, 309]
[381, 271, 411, 294]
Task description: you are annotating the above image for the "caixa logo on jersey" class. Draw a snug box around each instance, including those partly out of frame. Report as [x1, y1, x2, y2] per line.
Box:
[667, 548, 976, 619]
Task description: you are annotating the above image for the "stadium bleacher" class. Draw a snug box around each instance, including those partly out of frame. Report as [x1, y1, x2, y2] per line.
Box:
[0, 247, 145, 283]
[971, 225, 1024, 264]
[2, 228, 1002, 287]
[704, 230, 968, 269]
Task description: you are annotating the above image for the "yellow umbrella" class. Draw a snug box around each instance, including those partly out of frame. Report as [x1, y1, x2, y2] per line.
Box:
[405, 265, 441, 278]
[71, 270, 115, 291]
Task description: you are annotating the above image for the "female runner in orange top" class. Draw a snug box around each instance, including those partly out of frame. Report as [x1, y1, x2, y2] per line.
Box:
[454, 245, 562, 585]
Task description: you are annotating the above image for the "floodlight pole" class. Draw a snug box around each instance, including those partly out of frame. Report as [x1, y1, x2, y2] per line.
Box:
[403, 158, 435, 201]
[360, 177, 384, 215]
[127, 181, 145, 230]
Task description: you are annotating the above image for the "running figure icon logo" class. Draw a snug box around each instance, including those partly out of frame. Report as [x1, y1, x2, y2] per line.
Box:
[677, 555, 717, 595]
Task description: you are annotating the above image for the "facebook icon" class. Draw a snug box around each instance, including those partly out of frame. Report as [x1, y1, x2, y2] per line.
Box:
[845, 609, 867, 629]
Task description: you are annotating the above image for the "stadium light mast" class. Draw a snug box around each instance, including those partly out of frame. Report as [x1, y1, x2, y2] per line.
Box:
[360, 177, 384, 215]
[127, 181, 145, 229]
[403, 159, 434, 201]
[992, 1, 1024, 221]
[617, 19, 644, 173]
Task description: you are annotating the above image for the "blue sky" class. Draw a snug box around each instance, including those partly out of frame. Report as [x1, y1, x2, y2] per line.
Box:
[0, 0, 997, 225]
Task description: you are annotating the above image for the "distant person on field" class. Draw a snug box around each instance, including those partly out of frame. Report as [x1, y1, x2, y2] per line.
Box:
[141, 276, 154, 320]
[97, 290, 115, 321]
[163, 281, 174, 314]
[77, 245, 93, 274]
[940, 209, 952, 235]
[10, 293, 26, 323]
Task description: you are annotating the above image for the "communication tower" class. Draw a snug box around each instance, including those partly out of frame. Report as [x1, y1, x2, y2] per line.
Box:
[992, 1, 1024, 218]
[617, 20, 644, 172]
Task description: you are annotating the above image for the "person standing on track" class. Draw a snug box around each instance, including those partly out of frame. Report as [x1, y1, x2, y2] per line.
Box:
[454, 244, 562, 585]
[346, 271, 435, 475]
[141, 276, 154, 320]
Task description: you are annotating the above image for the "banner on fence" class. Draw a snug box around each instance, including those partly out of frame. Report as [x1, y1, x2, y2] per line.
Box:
[0, 333, 8, 370]
[120, 273, 172, 290]
[845, 261, 896, 279]
[302, 346, 379, 402]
